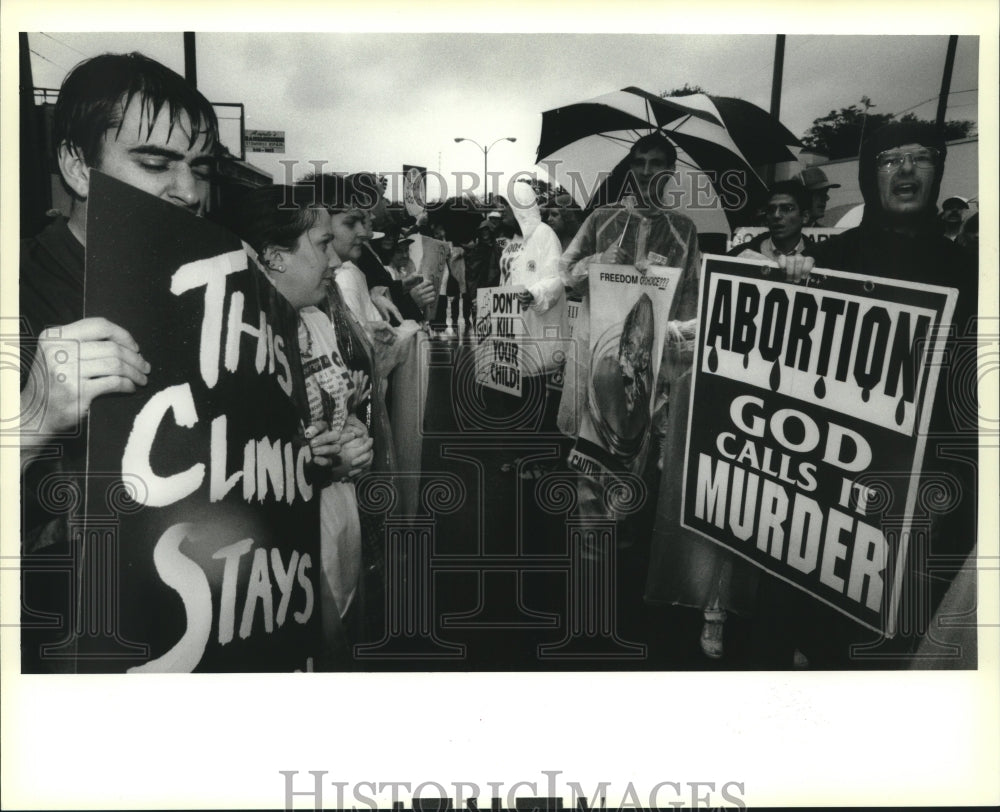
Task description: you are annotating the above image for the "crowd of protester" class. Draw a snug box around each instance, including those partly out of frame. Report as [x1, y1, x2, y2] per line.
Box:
[18, 51, 979, 671]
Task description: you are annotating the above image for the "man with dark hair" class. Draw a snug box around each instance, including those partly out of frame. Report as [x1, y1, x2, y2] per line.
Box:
[21, 52, 219, 452]
[728, 180, 816, 261]
[19, 52, 220, 671]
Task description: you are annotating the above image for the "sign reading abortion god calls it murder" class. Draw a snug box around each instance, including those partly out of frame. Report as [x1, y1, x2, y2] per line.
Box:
[681, 255, 956, 635]
[83, 172, 323, 672]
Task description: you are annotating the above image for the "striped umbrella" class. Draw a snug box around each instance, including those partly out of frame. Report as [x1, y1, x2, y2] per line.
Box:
[536, 87, 800, 230]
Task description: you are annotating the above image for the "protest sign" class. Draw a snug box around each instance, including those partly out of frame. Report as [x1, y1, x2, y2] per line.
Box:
[402, 164, 427, 217]
[408, 235, 449, 320]
[565, 297, 582, 341]
[681, 255, 957, 634]
[567, 263, 681, 477]
[728, 226, 846, 252]
[80, 172, 324, 672]
[475, 285, 526, 396]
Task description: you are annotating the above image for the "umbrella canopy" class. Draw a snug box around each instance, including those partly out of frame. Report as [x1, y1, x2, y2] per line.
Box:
[536, 87, 800, 230]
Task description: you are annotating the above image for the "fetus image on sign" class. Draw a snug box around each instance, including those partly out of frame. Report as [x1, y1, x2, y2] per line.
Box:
[589, 292, 654, 465]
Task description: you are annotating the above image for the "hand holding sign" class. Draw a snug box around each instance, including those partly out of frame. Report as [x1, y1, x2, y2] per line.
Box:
[776, 253, 815, 284]
[371, 289, 404, 325]
[370, 320, 397, 347]
[409, 279, 437, 309]
[336, 415, 374, 480]
[22, 316, 151, 448]
[599, 243, 627, 265]
[305, 419, 343, 468]
[515, 286, 535, 309]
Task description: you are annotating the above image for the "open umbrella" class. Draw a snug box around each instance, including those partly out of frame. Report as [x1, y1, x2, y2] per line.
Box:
[536, 87, 800, 230]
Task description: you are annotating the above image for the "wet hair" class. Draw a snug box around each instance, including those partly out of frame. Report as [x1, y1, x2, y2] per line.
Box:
[627, 133, 678, 166]
[767, 180, 811, 214]
[224, 185, 326, 256]
[54, 52, 219, 166]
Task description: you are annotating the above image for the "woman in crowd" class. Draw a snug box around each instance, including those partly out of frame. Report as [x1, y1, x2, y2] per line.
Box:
[227, 184, 390, 659]
[543, 192, 584, 253]
[490, 181, 566, 476]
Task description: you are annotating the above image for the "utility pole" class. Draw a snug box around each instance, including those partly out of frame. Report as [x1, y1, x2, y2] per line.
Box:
[766, 34, 785, 185]
[935, 35, 958, 131]
[858, 95, 876, 155]
[183, 32, 197, 88]
[20, 33, 47, 237]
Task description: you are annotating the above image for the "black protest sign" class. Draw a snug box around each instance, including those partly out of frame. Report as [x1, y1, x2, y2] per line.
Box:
[81, 172, 323, 672]
[681, 255, 956, 634]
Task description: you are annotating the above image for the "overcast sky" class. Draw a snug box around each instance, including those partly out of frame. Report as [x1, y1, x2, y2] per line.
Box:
[23, 31, 981, 200]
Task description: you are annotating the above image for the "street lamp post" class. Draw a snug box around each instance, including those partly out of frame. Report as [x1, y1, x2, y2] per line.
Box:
[454, 136, 517, 204]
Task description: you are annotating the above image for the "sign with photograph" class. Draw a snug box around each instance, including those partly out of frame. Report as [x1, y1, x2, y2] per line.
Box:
[402, 164, 427, 217]
[567, 263, 681, 477]
[408, 235, 450, 320]
[81, 172, 323, 672]
[681, 255, 957, 634]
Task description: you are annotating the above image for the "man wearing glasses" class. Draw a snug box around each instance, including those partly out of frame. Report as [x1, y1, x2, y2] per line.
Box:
[753, 122, 979, 668]
[728, 180, 817, 262]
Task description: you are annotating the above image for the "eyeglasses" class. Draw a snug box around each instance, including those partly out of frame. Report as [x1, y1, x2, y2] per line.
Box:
[875, 148, 939, 172]
[765, 203, 799, 215]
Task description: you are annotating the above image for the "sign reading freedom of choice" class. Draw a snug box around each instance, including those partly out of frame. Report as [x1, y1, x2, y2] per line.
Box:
[568, 263, 681, 478]
[475, 285, 527, 395]
[82, 172, 325, 673]
[681, 255, 956, 634]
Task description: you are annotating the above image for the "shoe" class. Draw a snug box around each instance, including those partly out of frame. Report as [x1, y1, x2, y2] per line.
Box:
[700, 616, 725, 660]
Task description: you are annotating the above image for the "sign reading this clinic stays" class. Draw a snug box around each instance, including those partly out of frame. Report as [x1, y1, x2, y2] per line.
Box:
[681, 255, 956, 635]
[81, 172, 323, 672]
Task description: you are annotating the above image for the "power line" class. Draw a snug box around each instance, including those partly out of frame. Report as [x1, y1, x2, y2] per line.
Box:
[38, 32, 88, 57]
[29, 48, 69, 71]
[890, 87, 978, 118]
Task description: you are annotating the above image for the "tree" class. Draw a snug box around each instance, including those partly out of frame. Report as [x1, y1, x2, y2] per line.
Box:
[660, 83, 710, 98]
[801, 101, 976, 159]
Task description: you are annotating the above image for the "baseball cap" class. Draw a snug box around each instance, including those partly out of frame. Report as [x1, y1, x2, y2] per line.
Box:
[941, 196, 970, 210]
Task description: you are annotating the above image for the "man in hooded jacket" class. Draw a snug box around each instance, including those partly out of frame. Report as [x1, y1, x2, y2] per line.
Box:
[752, 122, 978, 668]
